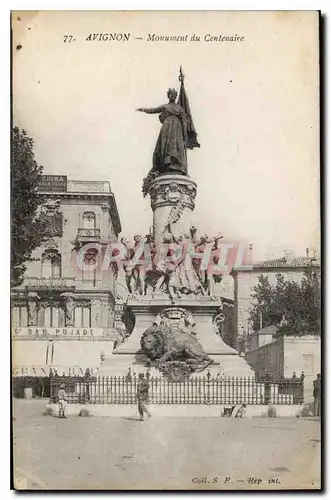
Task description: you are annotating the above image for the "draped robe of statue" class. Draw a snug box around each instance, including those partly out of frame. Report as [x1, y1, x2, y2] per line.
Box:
[142, 103, 188, 175]
[140, 74, 200, 190]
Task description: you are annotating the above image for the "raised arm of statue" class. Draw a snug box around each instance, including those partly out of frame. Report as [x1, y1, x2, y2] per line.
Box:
[136, 106, 165, 114]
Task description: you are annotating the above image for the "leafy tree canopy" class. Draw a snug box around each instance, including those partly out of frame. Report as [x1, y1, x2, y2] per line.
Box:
[249, 268, 320, 337]
[11, 127, 49, 287]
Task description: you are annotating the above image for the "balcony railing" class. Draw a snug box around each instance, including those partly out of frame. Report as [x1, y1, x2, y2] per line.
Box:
[24, 277, 76, 290]
[76, 228, 101, 243]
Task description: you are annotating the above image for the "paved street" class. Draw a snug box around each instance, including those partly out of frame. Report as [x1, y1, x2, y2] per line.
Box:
[13, 399, 321, 490]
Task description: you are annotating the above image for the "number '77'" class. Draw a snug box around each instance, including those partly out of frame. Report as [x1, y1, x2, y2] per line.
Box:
[63, 35, 74, 43]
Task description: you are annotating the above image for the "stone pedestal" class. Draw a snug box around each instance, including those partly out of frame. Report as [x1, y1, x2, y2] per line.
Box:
[99, 296, 253, 377]
[149, 174, 197, 244]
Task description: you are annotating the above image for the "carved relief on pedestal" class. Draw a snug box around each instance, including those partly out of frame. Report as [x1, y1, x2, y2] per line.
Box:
[113, 302, 134, 342]
[165, 183, 182, 203]
[213, 307, 226, 335]
[27, 292, 40, 327]
[156, 307, 196, 334]
[149, 178, 197, 211]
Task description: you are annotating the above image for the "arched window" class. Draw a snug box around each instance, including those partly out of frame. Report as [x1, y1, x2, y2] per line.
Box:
[42, 250, 61, 278]
[38, 306, 65, 327]
[83, 211, 96, 229]
[74, 306, 91, 327]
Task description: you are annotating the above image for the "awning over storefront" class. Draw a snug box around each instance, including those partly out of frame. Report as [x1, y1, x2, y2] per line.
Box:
[12, 338, 116, 377]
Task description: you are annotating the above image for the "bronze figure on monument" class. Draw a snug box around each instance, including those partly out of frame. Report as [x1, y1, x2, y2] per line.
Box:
[140, 308, 213, 378]
[138, 67, 200, 196]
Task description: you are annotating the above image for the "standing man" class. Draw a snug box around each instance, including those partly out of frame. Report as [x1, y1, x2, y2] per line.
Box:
[313, 373, 321, 417]
[137, 373, 151, 421]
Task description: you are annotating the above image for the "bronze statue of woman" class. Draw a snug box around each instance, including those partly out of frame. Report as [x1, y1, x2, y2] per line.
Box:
[138, 69, 200, 196]
[137, 88, 188, 176]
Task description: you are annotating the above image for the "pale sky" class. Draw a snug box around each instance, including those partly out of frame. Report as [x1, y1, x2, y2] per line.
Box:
[12, 10, 320, 261]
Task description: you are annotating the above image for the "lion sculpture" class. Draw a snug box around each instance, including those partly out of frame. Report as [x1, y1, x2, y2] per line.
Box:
[140, 314, 213, 373]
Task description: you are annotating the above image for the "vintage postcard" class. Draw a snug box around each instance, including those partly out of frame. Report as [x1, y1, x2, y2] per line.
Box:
[11, 10, 321, 490]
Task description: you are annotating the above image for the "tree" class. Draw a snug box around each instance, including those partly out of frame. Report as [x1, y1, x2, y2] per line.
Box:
[248, 275, 279, 331]
[249, 268, 321, 336]
[11, 127, 48, 287]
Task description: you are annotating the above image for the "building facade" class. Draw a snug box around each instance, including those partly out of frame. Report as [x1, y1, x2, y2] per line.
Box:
[245, 334, 321, 401]
[12, 175, 122, 376]
[245, 324, 278, 353]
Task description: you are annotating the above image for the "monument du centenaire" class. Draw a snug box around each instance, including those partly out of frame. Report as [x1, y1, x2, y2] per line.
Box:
[100, 68, 253, 380]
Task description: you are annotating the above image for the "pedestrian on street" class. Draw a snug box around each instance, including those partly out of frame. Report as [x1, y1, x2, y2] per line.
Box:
[137, 373, 151, 421]
[313, 373, 321, 417]
[58, 382, 68, 419]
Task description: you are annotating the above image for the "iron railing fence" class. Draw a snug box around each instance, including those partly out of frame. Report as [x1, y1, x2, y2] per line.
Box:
[49, 371, 305, 406]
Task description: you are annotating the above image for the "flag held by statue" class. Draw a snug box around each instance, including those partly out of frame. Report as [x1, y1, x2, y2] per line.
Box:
[178, 66, 201, 150]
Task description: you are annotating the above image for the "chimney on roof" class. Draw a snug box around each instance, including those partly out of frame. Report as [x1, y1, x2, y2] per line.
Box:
[306, 247, 317, 262]
[310, 248, 317, 262]
[247, 243, 253, 264]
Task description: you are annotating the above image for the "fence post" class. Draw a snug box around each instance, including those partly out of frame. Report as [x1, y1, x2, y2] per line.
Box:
[264, 372, 271, 405]
[49, 368, 53, 403]
[206, 371, 211, 404]
[85, 368, 91, 404]
[300, 371, 305, 404]
[290, 371, 301, 404]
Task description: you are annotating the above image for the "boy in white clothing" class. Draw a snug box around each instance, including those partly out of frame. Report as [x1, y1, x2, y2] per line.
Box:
[58, 383, 68, 418]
